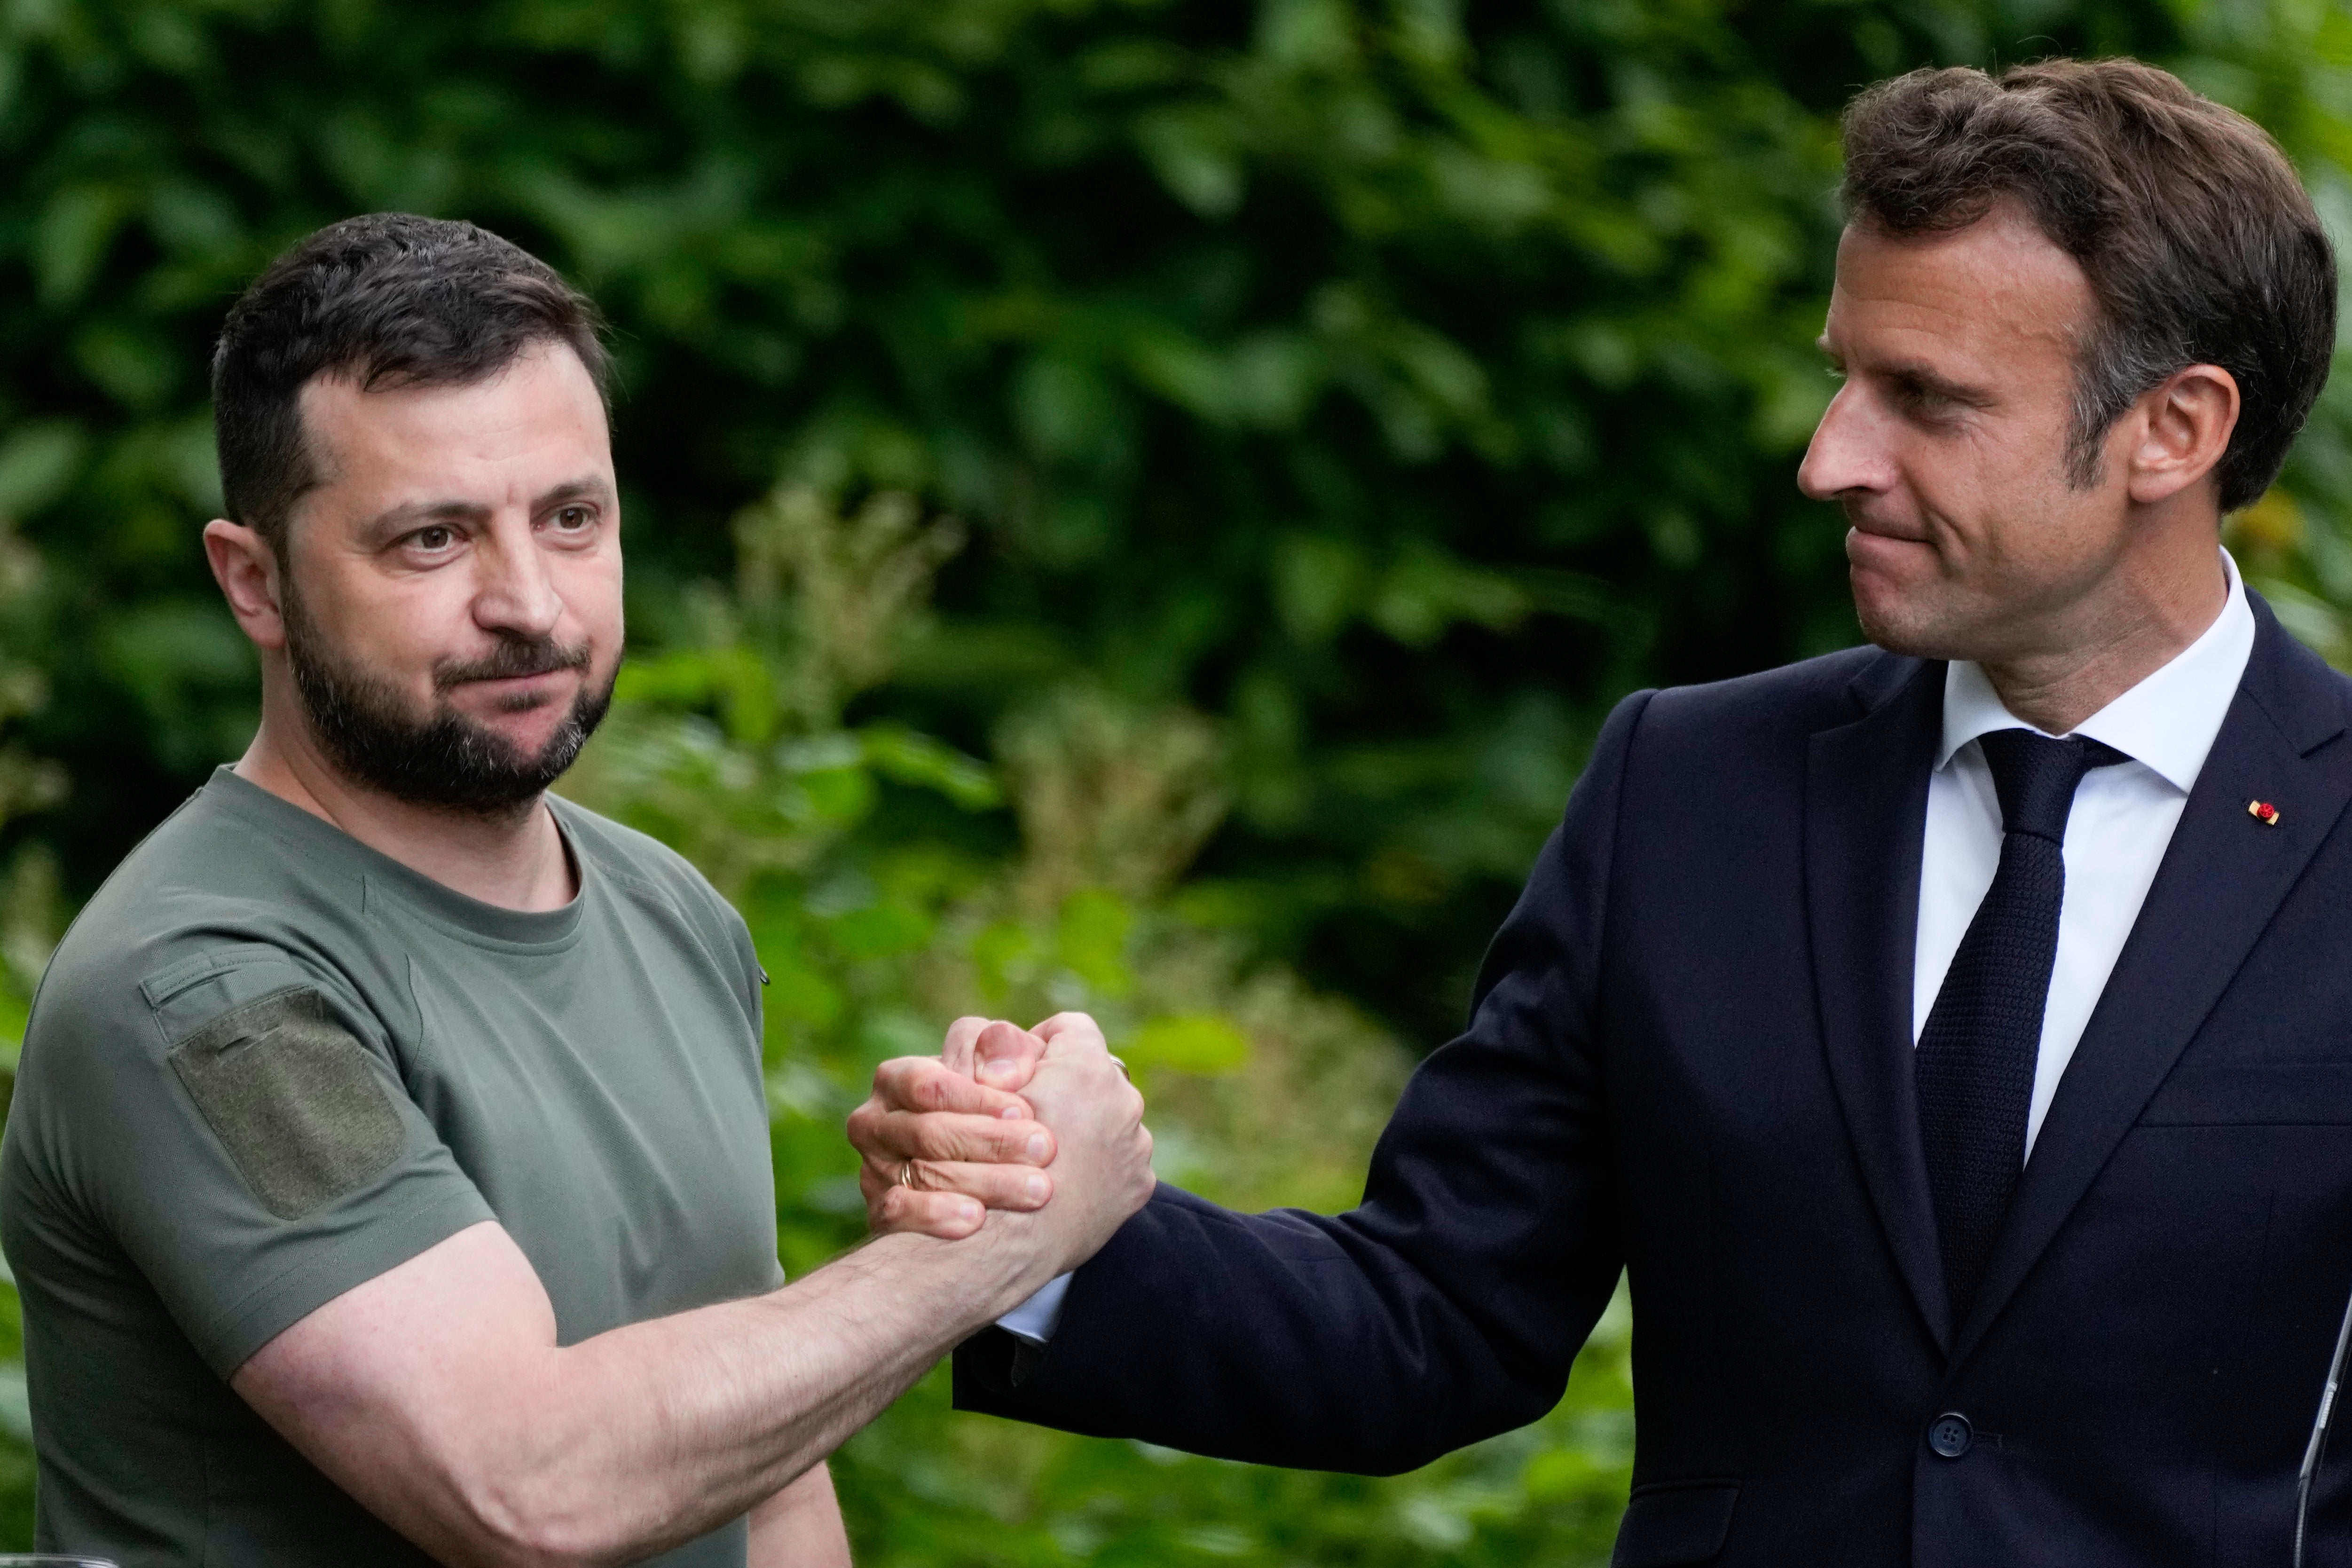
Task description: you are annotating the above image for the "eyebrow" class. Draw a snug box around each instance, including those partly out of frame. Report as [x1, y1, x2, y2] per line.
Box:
[364, 475, 614, 543]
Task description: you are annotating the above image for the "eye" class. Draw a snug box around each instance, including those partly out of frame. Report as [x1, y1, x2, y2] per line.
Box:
[1895, 378, 1956, 416]
[552, 504, 593, 531]
[413, 524, 456, 552]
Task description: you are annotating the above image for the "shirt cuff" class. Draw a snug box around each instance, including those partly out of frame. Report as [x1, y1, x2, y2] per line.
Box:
[996, 1271, 1072, 1345]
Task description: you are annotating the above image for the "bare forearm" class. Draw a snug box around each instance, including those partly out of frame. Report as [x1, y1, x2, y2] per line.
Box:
[260, 1222, 1051, 1568]
[498, 1226, 1041, 1563]
[747, 1463, 850, 1568]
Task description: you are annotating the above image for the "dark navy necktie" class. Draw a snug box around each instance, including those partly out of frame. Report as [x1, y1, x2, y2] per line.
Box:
[1916, 728, 2128, 1319]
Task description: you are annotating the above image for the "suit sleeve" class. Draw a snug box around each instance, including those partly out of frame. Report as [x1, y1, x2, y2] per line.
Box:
[953, 687, 1653, 1474]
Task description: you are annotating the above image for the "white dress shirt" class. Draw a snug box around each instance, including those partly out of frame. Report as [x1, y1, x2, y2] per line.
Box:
[1915, 550, 2253, 1156]
[1003, 552, 2257, 1344]
[999, 1268, 1070, 1344]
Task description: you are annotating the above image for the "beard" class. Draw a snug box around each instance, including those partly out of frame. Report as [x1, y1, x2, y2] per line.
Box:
[282, 584, 614, 819]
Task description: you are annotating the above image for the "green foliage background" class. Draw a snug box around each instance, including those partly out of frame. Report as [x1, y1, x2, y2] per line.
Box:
[0, 0, 2341, 1560]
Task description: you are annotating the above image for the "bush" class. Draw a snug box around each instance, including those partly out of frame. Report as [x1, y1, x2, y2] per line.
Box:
[0, 1, 2349, 1560]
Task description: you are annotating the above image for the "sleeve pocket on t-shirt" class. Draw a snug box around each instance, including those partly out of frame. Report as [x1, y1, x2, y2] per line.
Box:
[167, 987, 405, 1221]
[139, 943, 298, 1011]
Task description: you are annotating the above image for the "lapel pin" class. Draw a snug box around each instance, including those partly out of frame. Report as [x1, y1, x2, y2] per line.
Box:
[2249, 799, 2282, 827]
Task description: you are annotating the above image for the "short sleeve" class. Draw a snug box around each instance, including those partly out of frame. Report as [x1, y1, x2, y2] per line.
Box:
[30, 944, 495, 1377]
[726, 906, 765, 1041]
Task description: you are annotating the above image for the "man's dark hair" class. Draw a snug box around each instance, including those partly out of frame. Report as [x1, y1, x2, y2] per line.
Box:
[1841, 59, 2336, 512]
[211, 213, 609, 554]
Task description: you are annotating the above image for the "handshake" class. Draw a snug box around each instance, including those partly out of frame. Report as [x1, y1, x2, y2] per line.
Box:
[846, 1012, 1159, 1280]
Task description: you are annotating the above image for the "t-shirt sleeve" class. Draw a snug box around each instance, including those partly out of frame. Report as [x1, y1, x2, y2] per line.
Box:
[33, 943, 495, 1378]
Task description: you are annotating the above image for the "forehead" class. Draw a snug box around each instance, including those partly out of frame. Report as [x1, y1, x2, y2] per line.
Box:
[1824, 204, 2097, 381]
[297, 341, 613, 508]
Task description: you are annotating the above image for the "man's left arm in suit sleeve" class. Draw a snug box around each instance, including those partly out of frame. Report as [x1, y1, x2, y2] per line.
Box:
[954, 689, 1651, 1475]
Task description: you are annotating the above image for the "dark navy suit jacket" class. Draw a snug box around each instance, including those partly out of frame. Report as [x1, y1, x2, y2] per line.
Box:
[956, 599, 2352, 1567]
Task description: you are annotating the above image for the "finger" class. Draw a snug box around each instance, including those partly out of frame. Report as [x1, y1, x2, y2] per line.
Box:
[868, 1186, 986, 1239]
[974, 1020, 1048, 1092]
[1033, 1012, 1108, 1055]
[904, 1160, 1054, 1212]
[869, 1057, 1033, 1119]
[940, 1016, 991, 1078]
[849, 1096, 1043, 1171]
[862, 1110, 1056, 1166]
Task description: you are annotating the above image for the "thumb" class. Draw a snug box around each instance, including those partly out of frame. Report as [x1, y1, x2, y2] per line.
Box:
[974, 1020, 1046, 1093]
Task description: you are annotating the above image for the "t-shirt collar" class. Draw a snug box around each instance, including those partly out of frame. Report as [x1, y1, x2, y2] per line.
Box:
[1935, 547, 2255, 795]
[203, 765, 590, 949]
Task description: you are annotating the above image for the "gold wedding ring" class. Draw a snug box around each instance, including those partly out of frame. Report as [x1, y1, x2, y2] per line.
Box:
[898, 1160, 917, 1189]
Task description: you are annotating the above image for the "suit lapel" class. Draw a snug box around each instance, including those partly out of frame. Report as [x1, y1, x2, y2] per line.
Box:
[1807, 655, 1950, 1351]
[1951, 602, 2352, 1366]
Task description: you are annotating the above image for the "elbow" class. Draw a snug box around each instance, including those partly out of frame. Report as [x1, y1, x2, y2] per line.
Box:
[441, 1468, 637, 1568]
[379, 1368, 674, 1568]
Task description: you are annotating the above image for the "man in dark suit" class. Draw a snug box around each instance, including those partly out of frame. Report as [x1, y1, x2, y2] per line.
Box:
[848, 59, 2348, 1564]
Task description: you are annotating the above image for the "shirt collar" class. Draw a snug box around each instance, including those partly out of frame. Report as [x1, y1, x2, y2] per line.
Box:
[1935, 548, 2255, 795]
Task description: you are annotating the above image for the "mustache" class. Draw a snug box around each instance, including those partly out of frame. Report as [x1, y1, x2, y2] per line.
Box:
[432, 638, 593, 691]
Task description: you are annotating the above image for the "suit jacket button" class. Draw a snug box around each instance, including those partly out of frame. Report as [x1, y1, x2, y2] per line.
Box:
[1927, 1412, 1974, 1458]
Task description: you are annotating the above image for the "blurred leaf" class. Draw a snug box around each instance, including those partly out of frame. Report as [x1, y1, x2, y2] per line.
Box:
[861, 725, 1002, 810]
[1125, 1012, 1251, 1075]
[826, 902, 933, 961]
[1056, 886, 1133, 995]
[32, 184, 132, 309]
[0, 424, 86, 520]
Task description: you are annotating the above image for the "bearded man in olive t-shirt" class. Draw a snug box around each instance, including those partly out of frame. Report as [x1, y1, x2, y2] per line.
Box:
[0, 214, 1156, 1567]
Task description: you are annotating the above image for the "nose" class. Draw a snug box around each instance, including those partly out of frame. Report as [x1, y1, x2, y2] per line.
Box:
[472, 517, 564, 641]
[1796, 383, 1891, 502]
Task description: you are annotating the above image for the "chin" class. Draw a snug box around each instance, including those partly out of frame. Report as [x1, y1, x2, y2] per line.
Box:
[1850, 577, 1960, 661]
[490, 715, 573, 757]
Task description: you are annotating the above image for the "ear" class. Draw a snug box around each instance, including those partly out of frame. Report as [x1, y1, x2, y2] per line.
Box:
[2126, 362, 2240, 507]
[203, 519, 288, 652]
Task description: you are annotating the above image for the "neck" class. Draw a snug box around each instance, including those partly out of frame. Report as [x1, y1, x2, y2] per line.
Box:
[234, 703, 577, 914]
[1976, 528, 2230, 737]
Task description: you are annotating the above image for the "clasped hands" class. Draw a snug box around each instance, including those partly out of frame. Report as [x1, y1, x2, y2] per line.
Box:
[846, 1011, 1155, 1271]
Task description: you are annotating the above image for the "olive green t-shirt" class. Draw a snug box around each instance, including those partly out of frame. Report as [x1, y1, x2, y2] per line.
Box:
[0, 769, 783, 1566]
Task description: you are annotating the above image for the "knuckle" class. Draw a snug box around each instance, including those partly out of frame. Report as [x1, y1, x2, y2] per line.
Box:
[860, 1114, 907, 1158]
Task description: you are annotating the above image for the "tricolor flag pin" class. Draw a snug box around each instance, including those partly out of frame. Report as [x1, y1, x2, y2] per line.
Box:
[2249, 799, 2282, 827]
